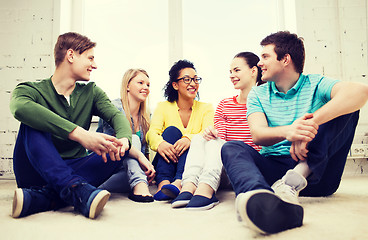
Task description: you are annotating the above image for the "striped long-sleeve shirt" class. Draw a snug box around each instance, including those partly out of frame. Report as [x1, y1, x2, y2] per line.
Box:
[214, 96, 261, 151]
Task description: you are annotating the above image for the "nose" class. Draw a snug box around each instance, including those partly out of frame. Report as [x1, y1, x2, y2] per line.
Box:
[230, 71, 235, 79]
[257, 60, 262, 67]
[92, 60, 97, 69]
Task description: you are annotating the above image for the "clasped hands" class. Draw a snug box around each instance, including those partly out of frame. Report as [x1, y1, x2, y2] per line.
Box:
[157, 137, 191, 163]
[286, 113, 319, 162]
[69, 126, 130, 163]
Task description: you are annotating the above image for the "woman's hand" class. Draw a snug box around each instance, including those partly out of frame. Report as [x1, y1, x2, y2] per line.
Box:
[202, 126, 218, 141]
[173, 137, 191, 157]
[157, 141, 178, 163]
[138, 156, 156, 184]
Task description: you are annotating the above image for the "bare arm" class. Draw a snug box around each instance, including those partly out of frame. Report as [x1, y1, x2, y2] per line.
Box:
[248, 112, 318, 146]
[312, 81, 368, 125]
[291, 81, 368, 161]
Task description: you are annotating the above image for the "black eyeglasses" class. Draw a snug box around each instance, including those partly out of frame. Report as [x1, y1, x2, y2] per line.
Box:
[177, 77, 202, 84]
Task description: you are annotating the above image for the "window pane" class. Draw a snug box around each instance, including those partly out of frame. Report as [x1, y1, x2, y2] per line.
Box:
[182, 0, 278, 106]
[84, 0, 169, 110]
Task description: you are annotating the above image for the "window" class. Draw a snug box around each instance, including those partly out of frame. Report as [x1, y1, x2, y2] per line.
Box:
[83, 0, 279, 110]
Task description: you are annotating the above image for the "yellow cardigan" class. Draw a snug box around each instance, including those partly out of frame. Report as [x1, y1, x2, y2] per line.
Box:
[146, 100, 214, 151]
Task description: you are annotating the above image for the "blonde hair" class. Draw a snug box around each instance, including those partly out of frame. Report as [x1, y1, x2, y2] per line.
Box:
[120, 69, 150, 143]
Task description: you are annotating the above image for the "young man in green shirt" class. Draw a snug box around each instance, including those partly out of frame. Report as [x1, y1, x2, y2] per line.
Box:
[10, 32, 132, 219]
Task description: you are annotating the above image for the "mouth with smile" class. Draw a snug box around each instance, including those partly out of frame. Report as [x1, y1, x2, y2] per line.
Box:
[140, 91, 149, 97]
[231, 79, 240, 86]
[187, 87, 197, 94]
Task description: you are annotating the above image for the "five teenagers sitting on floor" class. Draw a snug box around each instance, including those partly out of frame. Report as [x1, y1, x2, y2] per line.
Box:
[8, 31, 368, 236]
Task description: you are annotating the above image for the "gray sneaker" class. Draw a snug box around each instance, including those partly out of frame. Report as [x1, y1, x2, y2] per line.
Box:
[272, 170, 307, 205]
[235, 189, 304, 234]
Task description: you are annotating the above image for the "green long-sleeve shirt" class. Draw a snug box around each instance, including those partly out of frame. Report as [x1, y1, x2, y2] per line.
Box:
[10, 77, 132, 159]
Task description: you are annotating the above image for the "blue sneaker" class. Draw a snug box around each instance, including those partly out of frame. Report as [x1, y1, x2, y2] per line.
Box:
[161, 184, 180, 199]
[61, 182, 110, 219]
[12, 187, 64, 218]
[171, 192, 193, 208]
[153, 190, 171, 201]
[186, 194, 219, 210]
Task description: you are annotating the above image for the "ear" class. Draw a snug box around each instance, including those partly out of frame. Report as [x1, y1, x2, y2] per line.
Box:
[66, 49, 75, 63]
[283, 54, 292, 66]
[251, 66, 257, 75]
[172, 81, 179, 90]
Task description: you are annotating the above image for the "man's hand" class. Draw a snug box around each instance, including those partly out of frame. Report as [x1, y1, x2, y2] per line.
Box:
[202, 126, 218, 141]
[290, 140, 309, 161]
[157, 141, 178, 163]
[286, 113, 319, 143]
[68, 126, 125, 163]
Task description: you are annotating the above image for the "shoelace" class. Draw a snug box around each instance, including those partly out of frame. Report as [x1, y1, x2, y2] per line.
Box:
[273, 181, 298, 196]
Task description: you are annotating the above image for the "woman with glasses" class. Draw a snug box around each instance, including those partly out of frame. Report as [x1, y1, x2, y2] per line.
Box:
[97, 69, 155, 202]
[170, 52, 264, 210]
[146, 60, 214, 201]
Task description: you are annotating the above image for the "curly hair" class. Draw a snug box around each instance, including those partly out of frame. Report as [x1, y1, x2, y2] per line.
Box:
[164, 59, 196, 102]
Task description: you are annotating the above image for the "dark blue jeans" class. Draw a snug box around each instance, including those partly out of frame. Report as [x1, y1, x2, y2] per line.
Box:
[221, 111, 359, 197]
[13, 124, 125, 195]
[153, 126, 188, 184]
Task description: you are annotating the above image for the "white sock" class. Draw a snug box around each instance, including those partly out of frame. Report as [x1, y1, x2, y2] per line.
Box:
[293, 161, 311, 178]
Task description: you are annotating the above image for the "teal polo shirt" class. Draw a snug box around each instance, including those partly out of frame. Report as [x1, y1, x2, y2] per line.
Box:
[247, 74, 339, 156]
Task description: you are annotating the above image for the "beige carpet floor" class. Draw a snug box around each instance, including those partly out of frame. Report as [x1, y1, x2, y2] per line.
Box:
[0, 175, 367, 240]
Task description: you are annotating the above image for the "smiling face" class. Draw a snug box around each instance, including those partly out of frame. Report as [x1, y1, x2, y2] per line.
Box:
[172, 67, 199, 100]
[230, 57, 256, 90]
[258, 44, 285, 82]
[127, 72, 150, 103]
[70, 48, 97, 81]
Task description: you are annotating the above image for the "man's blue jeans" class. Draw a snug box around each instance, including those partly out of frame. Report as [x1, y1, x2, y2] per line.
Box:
[13, 124, 125, 195]
[221, 111, 359, 197]
[153, 126, 188, 184]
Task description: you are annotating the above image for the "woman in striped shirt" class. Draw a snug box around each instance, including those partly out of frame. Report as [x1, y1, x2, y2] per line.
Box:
[170, 52, 264, 210]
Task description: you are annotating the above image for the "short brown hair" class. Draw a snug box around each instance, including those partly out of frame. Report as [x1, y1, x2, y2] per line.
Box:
[54, 32, 96, 67]
[260, 31, 305, 74]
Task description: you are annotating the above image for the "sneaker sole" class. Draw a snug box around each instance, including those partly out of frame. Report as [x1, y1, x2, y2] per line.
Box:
[237, 190, 303, 234]
[89, 190, 110, 219]
[171, 200, 190, 208]
[12, 189, 24, 218]
[186, 201, 219, 211]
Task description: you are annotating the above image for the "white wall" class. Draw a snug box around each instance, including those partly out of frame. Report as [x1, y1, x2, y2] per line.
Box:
[295, 0, 368, 134]
[0, 0, 55, 175]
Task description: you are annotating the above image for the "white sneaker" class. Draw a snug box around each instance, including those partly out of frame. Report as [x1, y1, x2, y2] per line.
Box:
[272, 170, 307, 205]
[235, 189, 304, 234]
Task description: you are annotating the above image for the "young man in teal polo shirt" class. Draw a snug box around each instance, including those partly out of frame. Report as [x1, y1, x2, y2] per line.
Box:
[9, 32, 132, 219]
[221, 31, 368, 234]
